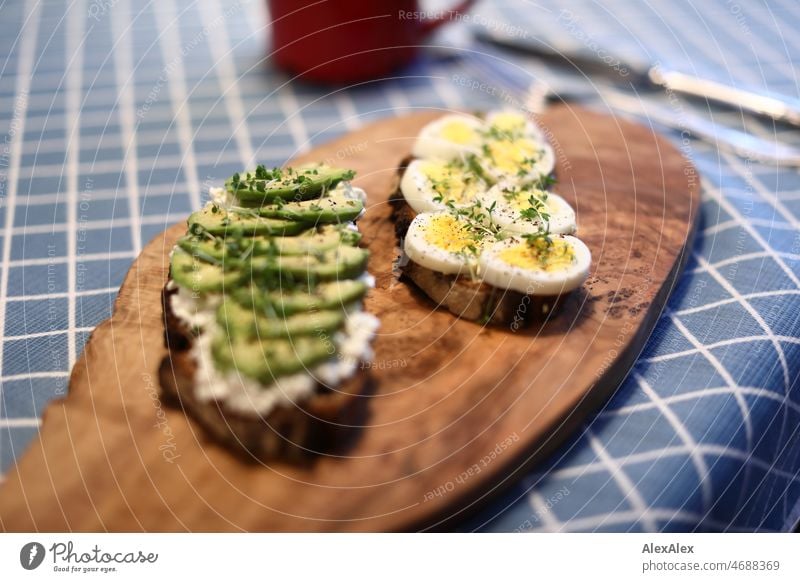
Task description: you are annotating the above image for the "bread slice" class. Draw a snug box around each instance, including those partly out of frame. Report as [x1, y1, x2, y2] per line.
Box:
[390, 159, 562, 328]
[159, 284, 369, 463]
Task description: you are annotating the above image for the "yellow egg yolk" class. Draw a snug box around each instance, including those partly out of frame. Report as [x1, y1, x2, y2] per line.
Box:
[503, 188, 558, 213]
[440, 120, 477, 144]
[490, 112, 526, 134]
[499, 239, 575, 272]
[421, 161, 481, 204]
[423, 214, 478, 253]
[484, 139, 540, 173]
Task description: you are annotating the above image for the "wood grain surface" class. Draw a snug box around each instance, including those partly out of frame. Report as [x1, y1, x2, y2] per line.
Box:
[0, 105, 700, 531]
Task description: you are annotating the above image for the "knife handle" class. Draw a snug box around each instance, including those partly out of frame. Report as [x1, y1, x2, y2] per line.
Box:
[649, 68, 800, 126]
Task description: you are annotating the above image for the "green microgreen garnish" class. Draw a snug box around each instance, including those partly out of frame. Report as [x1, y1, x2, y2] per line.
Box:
[520, 226, 575, 269]
[482, 125, 521, 141]
[226, 164, 355, 197]
[503, 186, 551, 224]
[522, 227, 554, 268]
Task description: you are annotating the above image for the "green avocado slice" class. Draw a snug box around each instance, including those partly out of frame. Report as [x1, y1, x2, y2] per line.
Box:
[170, 248, 242, 294]
[187, 205, 307, 237]
[245, 245, 369, 284]
[254, 192, 363, 224]
[176, 225, 361, 263]
[216, 299, 345, 339]
[227, 164, 355, 207]
[211, 333, 333, 380]
[233, 279, 368, 317]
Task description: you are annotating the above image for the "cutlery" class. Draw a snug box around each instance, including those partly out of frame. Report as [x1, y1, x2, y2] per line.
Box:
[448, 36, 800, 165]
[474, 26, 800, 128]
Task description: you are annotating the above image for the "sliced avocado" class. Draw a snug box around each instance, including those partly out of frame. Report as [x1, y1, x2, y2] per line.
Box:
[170, 248, 241, 293]
[256, 192, 364, 224]
[187, 205, 307, 237]
[227, 164, 355, 207]
[216, 300, 345, 339]
[272, 225, 361, 254]
[233, 279, 368, 316]
[331, 225, 362, 247]
[176, 225, 361, 262]
[247, 245, 369, 283]
[211, 332, 333, 380]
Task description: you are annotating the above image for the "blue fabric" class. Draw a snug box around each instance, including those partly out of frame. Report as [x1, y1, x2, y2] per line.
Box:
[0, 0, 798, 532]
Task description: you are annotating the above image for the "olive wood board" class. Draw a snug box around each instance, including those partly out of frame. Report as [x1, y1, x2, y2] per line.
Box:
[0, 105, 699, 532]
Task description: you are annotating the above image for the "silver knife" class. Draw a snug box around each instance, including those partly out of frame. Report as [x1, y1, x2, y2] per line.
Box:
[474, 26, 800, 127]
[446, 33, 800, 165]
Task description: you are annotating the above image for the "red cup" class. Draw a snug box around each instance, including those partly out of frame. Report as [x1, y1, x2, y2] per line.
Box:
[268, 0, 476, 83]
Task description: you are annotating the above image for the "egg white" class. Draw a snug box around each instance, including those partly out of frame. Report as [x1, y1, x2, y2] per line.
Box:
[404, 212, 482, 275]
[411, 114, 485, 160]
[479, 235, 591, 295]
[481, 183, 576, 235]
[400, 158, 488, 214]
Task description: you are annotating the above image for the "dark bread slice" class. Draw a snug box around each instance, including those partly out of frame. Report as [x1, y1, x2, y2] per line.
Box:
[389, 158, 562, 328]
[159, 284, 369, 463]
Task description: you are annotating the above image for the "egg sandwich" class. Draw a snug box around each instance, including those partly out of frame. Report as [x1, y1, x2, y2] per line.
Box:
[392, 111, 591, 326]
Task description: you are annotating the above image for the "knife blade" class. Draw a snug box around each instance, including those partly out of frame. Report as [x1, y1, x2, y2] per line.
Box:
[447, 33, 800, 165]
[474, 26, 800, 127]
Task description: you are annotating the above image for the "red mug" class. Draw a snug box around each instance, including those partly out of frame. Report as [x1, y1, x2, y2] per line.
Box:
[268, 0, 476, 83]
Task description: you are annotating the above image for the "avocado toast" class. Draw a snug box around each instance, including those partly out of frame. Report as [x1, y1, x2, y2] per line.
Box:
[159, 164, 379, 462]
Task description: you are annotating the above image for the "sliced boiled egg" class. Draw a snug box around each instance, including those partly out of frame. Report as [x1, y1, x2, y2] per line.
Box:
[400, 158, 488, 214]
[478, 137, 555, 184]
[485, 110, 546, 142]
[411, 114, 484, 160]
[404, 212, 483, 275]
[481, 183, 576, 235]
[479, 235, 591, 295]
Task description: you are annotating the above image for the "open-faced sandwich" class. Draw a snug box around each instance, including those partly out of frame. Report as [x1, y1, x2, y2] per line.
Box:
[391, 110, 591, 326]
[159, 164, 379, 462]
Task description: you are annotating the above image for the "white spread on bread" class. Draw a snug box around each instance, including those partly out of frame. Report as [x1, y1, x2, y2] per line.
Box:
[169, 226, 378, 416]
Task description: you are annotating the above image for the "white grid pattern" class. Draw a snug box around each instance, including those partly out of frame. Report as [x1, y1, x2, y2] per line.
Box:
[0, 0, 40, 398]
[111, 0, 143, 255]
[65, 0, 85, 369]
[462, 0, 800, 533]
[199, 0, 259, 166]
[153, 0, 203, 212]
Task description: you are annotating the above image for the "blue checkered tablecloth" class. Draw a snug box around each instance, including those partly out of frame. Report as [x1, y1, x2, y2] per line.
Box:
[0, 0, 798, 532]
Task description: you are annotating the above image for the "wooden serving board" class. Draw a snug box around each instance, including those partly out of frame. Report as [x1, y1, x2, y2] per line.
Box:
[0, 106, 699, 532]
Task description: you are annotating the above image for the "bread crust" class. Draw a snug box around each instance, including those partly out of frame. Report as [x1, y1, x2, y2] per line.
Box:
[159, 284, 369, 463]
[390, 159, 562, 328]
